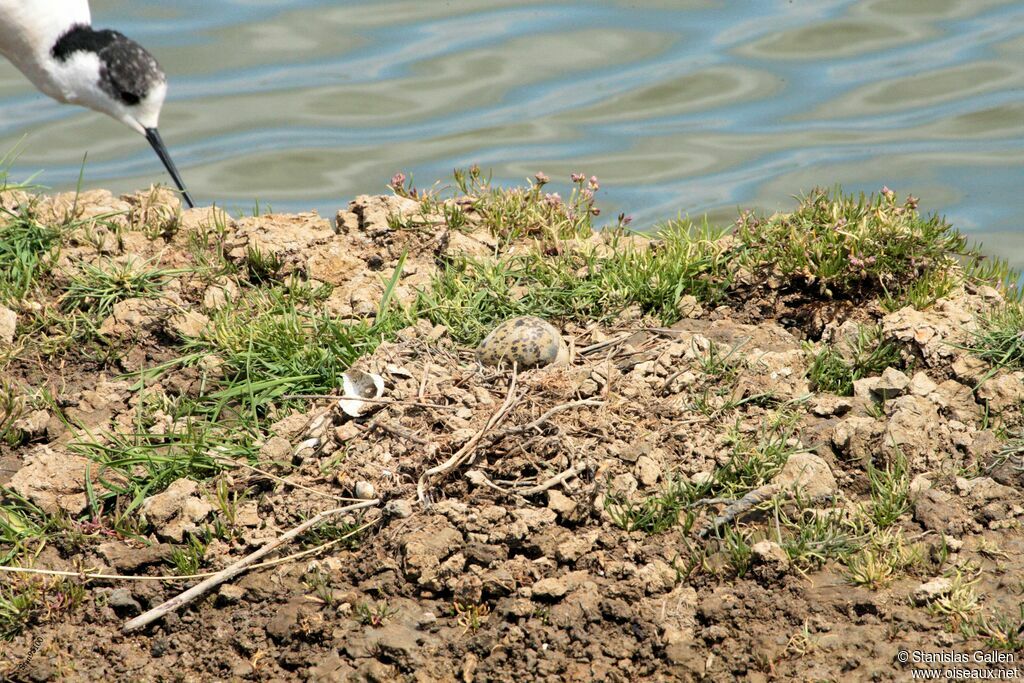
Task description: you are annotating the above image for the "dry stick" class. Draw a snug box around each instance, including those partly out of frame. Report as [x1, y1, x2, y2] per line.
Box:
[698, 486, 779, 539]
[578, 334, 632, 356]
[489, 399, 603, 440]
[122, 498, 380, 633]
[0, 518, 377, 583]
[366, 419, 429, 445]
[279, 395, 452, 410]
[208, 455, 345, 501]
[468, 459, 593, 497]
[416, 370, 519, 503]
[512, 462, 593, 493]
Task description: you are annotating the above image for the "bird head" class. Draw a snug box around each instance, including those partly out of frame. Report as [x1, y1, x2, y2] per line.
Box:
[49, 25, 168, 133]
[48, 25, 193, 207]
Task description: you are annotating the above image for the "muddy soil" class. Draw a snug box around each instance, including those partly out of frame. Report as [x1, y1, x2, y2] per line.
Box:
[0, 188, 1022, 682]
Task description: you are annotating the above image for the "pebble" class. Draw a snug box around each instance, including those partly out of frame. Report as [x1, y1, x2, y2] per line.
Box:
[385, 499, 414, 518]
[475, 316, 569, 369]
[913, 577, 954, 605]
[354, 481, 376, 500]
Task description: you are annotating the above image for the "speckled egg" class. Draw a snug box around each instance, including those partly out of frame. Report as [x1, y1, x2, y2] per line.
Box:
[475, 316, 570, 368]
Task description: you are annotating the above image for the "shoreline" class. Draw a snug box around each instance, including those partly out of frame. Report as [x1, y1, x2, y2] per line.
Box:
[1, 177, 1022, 680]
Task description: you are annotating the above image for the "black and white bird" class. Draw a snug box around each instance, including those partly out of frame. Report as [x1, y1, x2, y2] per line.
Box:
[0, 0, 194, 207]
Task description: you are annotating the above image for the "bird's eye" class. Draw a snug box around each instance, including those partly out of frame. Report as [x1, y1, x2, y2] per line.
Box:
[120, 90, 141, 105]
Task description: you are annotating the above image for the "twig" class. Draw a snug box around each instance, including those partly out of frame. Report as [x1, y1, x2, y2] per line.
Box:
[698, 486, 779, 538]
[466, 459, 592, 496]
[122, 499, 379, 632]
[0, 518, 377, 583]
[279, 395, 452, 410]
[489, 399, 603, 441]
[208, 455, 346, 501]
[579, 334, 632, 356]
[417, 370, 519, 503]
[366, 419, 429, 445]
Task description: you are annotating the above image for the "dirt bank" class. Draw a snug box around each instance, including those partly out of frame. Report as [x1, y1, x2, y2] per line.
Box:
[0, 179, 1022, 681]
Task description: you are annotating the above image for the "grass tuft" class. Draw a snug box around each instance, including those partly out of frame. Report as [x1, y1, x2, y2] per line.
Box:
[807, 324, 902, 396]
[734, 186, 966, 299]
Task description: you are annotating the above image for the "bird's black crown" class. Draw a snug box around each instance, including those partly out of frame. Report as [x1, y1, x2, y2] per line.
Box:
[52, 24, 165, 106]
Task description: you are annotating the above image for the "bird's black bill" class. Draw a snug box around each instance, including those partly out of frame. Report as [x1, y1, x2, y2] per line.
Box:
[144, 127, 195, 209]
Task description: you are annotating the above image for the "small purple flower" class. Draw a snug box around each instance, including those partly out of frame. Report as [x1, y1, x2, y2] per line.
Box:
[390, 172, 406, 188]
[581, 189, 594, 202]
[881, 185, 896, 200]
[849, 256, 864, 268]
[621, 214, 633, 225]
[588, 176, 599, 190]
[906, 195, 919, 209]
[544, 192, 562, 206]
[535, 172, 550, 186]
[571, 172, 585, 183]
[863, 256, 877, 266]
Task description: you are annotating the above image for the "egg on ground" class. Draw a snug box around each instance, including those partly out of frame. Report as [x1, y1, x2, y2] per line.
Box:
[475, 316, 570, 368]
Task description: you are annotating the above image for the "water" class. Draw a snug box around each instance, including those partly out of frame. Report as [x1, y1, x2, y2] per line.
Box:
[1, 0, 1023, 262]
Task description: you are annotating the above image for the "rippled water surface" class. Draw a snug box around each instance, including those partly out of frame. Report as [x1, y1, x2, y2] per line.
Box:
[1, 1, 1023, 260]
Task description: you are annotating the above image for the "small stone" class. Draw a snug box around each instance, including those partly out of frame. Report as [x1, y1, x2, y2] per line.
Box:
[354, 481, 376, 500]
[676, 295, 703, 318]
[908, 371, 938, 397]
[0, 304, 16, 345]
[951, 355, 989, 385]
[531, 576, 569, 601]
[909, 474, 933, 497]
[97, 542, 176, 572]
[874, 367, 910, 399]
[202, 280, 239, 310]
[809, 395, 853, 417]
[912, 577, 954, 605]
[772, 452, 836, 498]
[690, 471, 714, 486]
[546, 490, 578, 518]
[853, 376, 881, 402]
[635, 455, 661, 487]
[217, 584, 246, 605]
[751, 541, 790, 581]
[475, 316, 570, 369]
[168, 310, 210, 339]
[385, 499, 414, 518]
[107, 588, 142, 616]
[977, 373, 1024, 413]
[9, 445, 99, 515]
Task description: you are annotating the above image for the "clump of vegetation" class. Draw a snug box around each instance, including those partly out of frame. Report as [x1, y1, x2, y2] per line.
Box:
[734, 186, 972, 299]
[420, 219, 731, 345]
[807, 324, 903, 395]
[61, 259, 179, 319]
[0, 574, 84, 640]
[0, 214, 62, 302]
[355, 601, 397, 627]
[806, 325, 905, 395]
[392, 166, 616, 245]
[965, 302, 1024, 374]
[604, 412, 799, 534]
